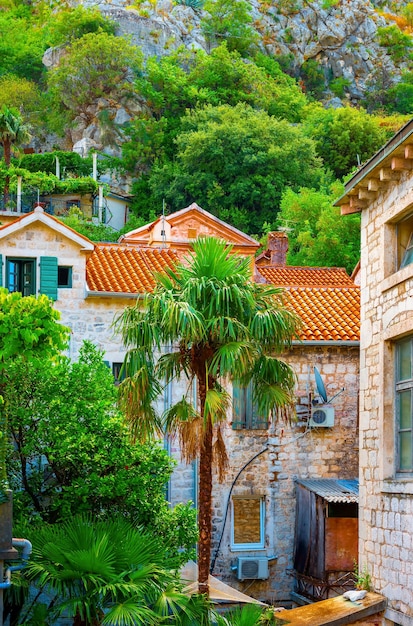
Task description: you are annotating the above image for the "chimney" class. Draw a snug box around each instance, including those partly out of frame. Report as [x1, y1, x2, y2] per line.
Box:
[267, 231, 288, 266]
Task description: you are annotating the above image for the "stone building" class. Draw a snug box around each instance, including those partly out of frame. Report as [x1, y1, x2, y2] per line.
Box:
[0, 204, 360, 605]
[336, 119, 413, 625]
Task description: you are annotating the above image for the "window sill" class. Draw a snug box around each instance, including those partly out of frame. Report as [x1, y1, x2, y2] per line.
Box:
[230, 545, 266, 552]
[381, 262, 413, 293]
[381, 478, 413, 495]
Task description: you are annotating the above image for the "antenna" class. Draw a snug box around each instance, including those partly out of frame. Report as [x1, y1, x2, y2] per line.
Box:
[313, 366, 345, 405]
[314, 366, 328, 403]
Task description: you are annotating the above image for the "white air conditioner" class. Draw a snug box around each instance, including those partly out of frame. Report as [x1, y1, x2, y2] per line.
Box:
[237, 557, 269, 581]
[309, 404, 334, 428]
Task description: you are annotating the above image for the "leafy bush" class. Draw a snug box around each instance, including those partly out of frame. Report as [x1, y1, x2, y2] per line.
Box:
[201, 0, 258, 54]
[377, 25, 413, 63]
[48, 5, 115, 46]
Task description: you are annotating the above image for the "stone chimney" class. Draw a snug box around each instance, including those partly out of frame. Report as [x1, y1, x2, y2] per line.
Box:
[267, 231, 288, 266]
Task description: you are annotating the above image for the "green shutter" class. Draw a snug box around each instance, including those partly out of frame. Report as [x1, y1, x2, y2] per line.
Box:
[232, 383, 244, 430]
[0, 254, 2, 287]
[249, 383, 269, 430]
[40, 256, 58, 301]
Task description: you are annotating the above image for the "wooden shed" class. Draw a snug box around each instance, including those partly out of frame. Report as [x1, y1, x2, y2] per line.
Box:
[291, 478, 358, 603]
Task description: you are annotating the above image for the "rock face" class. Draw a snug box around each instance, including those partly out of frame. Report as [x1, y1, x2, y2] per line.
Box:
[51, 0, 406, 104]
[42, 1, 410, 165]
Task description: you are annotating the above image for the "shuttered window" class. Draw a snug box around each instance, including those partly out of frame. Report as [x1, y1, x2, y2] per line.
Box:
[6, 258, 36, 296]
[39, 256, 58, 301]
[232, 382, 268, 430]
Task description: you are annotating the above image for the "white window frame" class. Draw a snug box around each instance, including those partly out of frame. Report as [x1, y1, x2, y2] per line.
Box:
[230, 496, 265, 551]
[395, 337, 413, 474]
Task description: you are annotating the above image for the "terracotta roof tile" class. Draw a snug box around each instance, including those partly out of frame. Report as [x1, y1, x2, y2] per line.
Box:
[257, 266, 360, 342]
[86, 245, 178, 294]
[257, 266, 355, 288]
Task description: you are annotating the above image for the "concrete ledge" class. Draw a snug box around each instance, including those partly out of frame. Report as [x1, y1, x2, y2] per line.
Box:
[275, 592, 386, 626]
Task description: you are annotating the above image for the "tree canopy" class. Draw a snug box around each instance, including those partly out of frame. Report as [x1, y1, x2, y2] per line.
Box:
[136, 103, 323, 233]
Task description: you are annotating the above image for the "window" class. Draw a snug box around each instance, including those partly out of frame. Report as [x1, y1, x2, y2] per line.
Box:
[112, 362, 126, 385]
[397, 213, 413, 269]
[231, 497, 265, 550]
[232, 382, 268, 430]
[396, 337, 413, 472]
[58, 266, 72, 288]
[6, 258, 36, 296]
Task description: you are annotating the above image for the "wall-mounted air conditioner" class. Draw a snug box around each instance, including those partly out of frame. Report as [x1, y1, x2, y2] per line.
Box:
[237, 557, 269, 581]
[309, 404, 334, 428]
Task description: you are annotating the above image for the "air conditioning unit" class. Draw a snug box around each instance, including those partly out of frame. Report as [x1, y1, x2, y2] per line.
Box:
[309, 404, 334, 428]
[237, 557, 269, 581]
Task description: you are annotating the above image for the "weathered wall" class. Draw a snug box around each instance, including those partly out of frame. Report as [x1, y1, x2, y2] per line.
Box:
[207, 345, 358, 605]
[359, 169, 413, 625]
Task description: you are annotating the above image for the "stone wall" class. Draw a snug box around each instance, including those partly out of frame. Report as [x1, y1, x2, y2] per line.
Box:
[359, 168, 413, 625]
[207, 344, 359, 605]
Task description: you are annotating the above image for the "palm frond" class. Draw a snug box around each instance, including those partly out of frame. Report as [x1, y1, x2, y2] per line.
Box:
[156, 350, 190, 383]
[213, 425, 229, 482]
[164, 398, 202, 464]
[209, 342, 258, 379]
[204, 387, 230, 427]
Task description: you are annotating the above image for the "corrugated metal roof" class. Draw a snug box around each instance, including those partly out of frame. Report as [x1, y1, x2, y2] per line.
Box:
[295, 478, 359, 503]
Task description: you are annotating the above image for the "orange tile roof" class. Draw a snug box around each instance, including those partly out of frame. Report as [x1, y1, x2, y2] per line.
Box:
[257, 266, 355, 288]
[86, 245, 179, 294]
[257, 266, 359, 342]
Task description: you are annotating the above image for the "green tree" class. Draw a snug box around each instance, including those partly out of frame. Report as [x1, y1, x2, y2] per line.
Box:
[303, 104, 387, 179]
[0, 105, 30, 202]
[47, 31, 143, 129]
[277, 183, 361, 273]
[114, 237, 300, 594]
[377, 24, 413, 63]
[200, 0, 258, 54]
[0, 6, 48, 81]
[25, 515, 207, 626]
[7, 342, 197, 561]
[138, 103, 323, 233]
[0, 290, 68, 497]
[0, 75, 40, 126]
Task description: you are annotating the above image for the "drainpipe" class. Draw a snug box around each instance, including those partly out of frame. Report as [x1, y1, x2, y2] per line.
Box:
[92, 152, 97, 181]
[55, 156, 60, 180]
[0, 538, 32, 590]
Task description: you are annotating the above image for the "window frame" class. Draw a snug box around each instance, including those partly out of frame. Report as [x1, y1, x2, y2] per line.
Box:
[230, 496, 265, 551]
[395, 337, 413, 474]
[6, 257, 36, 296]
[57, 266, 72, 288]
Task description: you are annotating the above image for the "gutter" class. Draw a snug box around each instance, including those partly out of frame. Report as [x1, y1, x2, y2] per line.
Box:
[291, 341, 359, 346]
[85, 290, 145, 299]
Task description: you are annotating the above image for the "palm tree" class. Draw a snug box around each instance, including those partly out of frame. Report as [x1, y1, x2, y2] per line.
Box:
[0, 105, 30, 205]
[25, 515, 204, 626]
[115, 237, 300, 596]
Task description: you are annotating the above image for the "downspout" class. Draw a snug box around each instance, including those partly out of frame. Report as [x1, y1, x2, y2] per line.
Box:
[0, 539, 32, 590]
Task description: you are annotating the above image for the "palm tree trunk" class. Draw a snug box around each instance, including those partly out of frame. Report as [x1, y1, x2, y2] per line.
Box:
[197, 413, 213, 596]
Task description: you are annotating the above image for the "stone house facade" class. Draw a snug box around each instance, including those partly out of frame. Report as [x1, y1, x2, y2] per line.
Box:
[336, 119, 413, 625]
[0, 205, 360, 606]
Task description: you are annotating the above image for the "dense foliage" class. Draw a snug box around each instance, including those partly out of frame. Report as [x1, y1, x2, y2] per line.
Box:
[7, 341, 197, 561]
[0, 0, 412, 266]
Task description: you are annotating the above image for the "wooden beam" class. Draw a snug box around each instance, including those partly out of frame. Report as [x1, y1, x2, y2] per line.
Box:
[349, 196, 367, 210]
[380, 167, 400, 181]
[391, 156, 413, 171]
[367, 178, 380, 192]
[340, 203, 361, 215]
[405, 144, 413, 159]
[359, 189, 377, 201]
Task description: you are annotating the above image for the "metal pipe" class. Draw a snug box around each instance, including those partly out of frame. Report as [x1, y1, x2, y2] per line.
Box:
[0, 539, 32, 590]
